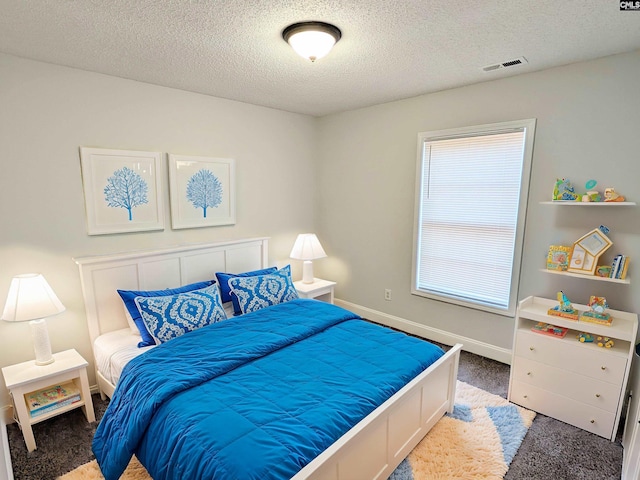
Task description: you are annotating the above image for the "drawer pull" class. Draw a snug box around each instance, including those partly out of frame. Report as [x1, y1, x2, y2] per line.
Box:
[590, 419, 595, 424]
[601, 366, 606, 371]
[523, 395, 528, 399]
[529, 346, 535, 351]
[595, 394, 601, 398]
[527, 372, 532, 376]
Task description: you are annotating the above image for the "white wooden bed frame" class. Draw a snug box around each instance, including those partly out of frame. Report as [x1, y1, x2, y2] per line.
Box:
[75, 237, 461, 480]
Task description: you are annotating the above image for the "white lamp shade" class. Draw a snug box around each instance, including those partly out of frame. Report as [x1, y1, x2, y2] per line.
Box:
[282, 22, 341, 62]
[290, 234, 327, 261]
[287, 30, 337, 61]
[2, 274, 65, 322]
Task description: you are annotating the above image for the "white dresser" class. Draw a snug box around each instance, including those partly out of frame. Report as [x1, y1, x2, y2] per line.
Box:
[508, 296, 638, 441]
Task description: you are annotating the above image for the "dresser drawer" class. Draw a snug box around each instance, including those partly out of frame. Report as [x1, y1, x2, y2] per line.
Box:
[511, 356, 622, 413]
[510, 380, 616, 439]
[514, 331, 627, 385]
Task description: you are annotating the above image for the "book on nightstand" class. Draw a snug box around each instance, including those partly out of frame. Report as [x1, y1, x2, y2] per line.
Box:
[25, 382, 81, 417]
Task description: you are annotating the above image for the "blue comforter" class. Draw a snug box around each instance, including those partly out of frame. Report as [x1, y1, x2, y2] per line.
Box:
[93, 299, 444, 480]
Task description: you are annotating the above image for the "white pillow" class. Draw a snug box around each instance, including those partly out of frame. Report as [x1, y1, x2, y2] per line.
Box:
[122, 304, 139, 335]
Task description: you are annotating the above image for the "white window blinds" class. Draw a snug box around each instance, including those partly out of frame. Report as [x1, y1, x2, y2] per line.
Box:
[413, 120, 535, 316]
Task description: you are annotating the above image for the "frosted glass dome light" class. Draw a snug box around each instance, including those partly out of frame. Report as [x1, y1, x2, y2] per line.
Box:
[283, 21, 342, 62]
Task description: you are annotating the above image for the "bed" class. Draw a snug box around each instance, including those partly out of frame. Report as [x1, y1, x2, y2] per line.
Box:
[75, 238, 461, 480]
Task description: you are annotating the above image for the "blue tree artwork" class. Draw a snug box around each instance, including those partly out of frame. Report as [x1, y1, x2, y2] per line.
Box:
[103, 167, 149, 221]
[186, 169, 223, 218]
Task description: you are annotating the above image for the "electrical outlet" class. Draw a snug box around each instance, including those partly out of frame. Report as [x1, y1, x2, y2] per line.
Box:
[384, 289, 392, 301]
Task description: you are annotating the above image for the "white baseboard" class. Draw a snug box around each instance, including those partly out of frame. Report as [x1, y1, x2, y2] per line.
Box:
[1, 411, 14, 480]
[335, 299, 512, 365]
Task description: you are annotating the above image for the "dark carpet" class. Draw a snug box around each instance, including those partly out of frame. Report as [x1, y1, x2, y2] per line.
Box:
[6, 345, 624, 479]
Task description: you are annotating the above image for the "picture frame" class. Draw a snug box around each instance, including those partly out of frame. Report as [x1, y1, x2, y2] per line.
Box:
[79, 147, 164, 235]
[546, 245, 571, 271]
[567, 228, 612, 275]
[168, 154, 236, 229]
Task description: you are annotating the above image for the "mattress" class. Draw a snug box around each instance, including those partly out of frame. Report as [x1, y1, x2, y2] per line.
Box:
[93, 329, 153, 386]
[94, 303, 236, 386]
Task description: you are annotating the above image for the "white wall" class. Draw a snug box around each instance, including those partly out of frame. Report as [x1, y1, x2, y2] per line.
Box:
[0, 53, 318, 410]
[316, 50, 640, 358]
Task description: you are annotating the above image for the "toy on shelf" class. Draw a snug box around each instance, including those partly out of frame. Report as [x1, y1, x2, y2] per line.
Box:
[609, 254, 630, 280]
[553, 178, 581, 201]
[577, 332, 594, 343]
[596, 336, 614, 348]
[580, 296, 613, 326]
[604, 188, 625, 202]
[581, 180, 601, 202]
[546, 245, 571, 271]
[548, 291, 579, 320]
[567, 226, 612, 276]
[531, 322, 568, 338]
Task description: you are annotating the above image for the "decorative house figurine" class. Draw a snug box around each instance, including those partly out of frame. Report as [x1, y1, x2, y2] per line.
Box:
[548, 291, 579, 320]
[580, 296, 613, 326]
[567, 226, 612, 276]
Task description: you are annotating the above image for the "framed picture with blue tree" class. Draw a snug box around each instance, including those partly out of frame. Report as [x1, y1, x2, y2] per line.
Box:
[168, 154, 236, 229]
[79, 147, 165, 235]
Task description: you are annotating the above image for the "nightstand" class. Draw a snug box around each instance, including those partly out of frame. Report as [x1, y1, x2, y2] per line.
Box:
[1, 349, 95, 452]
[294, 279, 336, 304]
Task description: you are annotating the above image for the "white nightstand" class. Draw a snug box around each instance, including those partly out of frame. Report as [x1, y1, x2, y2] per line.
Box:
[294, 278, 336, 304]
[1, 349, 95, 452]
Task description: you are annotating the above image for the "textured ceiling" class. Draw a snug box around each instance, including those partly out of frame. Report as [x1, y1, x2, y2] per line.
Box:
[1, 1, 639, 117]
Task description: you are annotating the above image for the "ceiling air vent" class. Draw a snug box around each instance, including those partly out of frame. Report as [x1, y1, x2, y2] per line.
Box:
[482, 56, 528, 72]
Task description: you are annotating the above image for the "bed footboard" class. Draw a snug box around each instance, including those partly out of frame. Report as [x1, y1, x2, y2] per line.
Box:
[292, 343, 462, 480]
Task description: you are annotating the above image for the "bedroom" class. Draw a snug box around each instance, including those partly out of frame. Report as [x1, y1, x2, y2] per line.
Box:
[1, 1, 640, 479]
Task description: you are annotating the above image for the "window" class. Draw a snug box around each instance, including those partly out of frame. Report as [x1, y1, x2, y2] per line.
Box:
[412, 119, 535, 316]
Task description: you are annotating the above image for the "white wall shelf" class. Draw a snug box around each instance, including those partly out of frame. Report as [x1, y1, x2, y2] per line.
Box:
[540, 268, 630, 284]
[540, 201, 636, 206]
[540, 198, 633, 282]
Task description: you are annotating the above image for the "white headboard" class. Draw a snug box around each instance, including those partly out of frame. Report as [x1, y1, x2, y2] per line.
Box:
[74, 238, 269, 347]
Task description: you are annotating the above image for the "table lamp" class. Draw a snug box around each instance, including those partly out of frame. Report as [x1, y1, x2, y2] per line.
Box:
[2, 273, 66, 365]
[290, 233, 327, 284]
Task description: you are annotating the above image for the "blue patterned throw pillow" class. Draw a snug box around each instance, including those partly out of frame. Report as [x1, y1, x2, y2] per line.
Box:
[228, 264, 299, 315]
[215, 267, 278, 303]
[216, 267, 278, 315]
[118, 280, 215, 347]
[134, 284, 227, 344]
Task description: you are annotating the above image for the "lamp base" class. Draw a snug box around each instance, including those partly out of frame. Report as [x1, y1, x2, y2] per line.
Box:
[29, 318, 55, 366]
[35, 357, 55, 366]
[302, 260, 315, 284]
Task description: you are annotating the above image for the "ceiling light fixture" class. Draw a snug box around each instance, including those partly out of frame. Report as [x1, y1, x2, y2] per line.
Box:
[282, 21, 341, 62]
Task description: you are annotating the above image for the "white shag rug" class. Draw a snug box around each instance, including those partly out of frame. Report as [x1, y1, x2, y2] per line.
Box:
[59, 381, 535, 480]
[390, 380, 536, 480]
